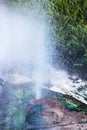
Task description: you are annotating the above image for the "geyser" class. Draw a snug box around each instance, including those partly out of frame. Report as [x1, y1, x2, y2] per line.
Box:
[0, 5, 74, 100]
[0, 6, 48, 99]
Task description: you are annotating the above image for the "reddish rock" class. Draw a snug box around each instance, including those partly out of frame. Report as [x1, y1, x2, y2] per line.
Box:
[26, 99, 87, 130]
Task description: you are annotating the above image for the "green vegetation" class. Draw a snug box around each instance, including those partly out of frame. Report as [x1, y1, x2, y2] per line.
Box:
[45, 0, 87, 78]
[59, 95, 87, 113]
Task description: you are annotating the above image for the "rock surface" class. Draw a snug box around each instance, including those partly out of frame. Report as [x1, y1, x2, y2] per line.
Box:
[25, 99, 87, 130]
[0, 66, 87, 130]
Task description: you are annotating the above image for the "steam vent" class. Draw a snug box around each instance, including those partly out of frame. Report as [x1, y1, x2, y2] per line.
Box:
[0, 0, 87, 130]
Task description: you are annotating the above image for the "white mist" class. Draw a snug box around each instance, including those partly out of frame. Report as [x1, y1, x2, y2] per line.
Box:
[0, 5, 76, 100]
[0, 6, 48, 99]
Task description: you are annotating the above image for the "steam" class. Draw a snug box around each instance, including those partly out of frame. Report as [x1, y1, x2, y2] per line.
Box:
[0, 5, 77, 99]
[0, 8, 39, 64]
[0, 6, 49, 98]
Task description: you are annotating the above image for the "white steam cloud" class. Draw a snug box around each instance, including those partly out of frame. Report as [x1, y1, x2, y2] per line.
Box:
[0, 5, 74, 99]
[0, 5, 49, 99]
[0, 6, 47, 67]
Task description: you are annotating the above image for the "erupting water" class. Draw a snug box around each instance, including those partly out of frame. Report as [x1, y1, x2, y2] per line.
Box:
[0, 6, 48, 99]
[0, 3, 87, 130]
[0, 5, 83, 100]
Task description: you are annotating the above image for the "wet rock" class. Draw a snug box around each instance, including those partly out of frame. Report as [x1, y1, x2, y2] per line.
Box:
[25, 99, 87, 130]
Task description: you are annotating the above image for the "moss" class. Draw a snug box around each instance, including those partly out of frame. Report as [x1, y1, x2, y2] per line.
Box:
[59, 95, 87, 113]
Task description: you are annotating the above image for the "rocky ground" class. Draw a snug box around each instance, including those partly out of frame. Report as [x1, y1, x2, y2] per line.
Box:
[25, 99, 87, 130]
[0, 82, 87, 130]
[0, 67, 87, 130]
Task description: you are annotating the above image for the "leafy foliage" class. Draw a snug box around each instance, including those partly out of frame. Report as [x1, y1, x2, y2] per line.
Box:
[46, 0, 87, 78]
